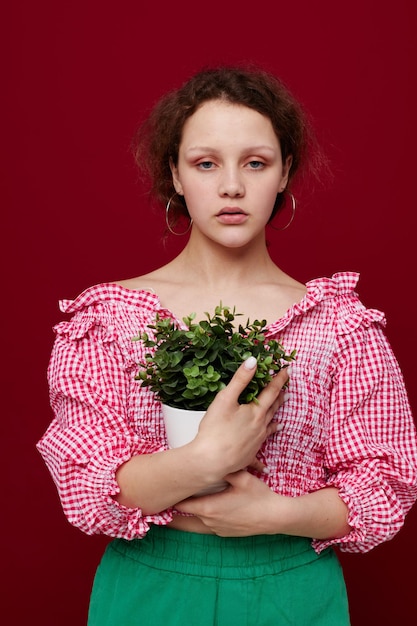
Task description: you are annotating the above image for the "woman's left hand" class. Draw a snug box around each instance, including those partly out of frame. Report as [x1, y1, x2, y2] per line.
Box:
[175, 470, 279, 536]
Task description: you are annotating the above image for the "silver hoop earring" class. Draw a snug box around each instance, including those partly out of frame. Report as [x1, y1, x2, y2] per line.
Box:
[165, 193, 193, 236]
[269, 191, 296, 231]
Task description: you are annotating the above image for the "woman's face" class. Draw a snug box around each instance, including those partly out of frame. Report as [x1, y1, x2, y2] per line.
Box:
[170, 99, 292, 249]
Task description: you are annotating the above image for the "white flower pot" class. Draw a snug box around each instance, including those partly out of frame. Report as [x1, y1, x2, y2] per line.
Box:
[161, 403, 228, 495]
[162, 404, 206, 449]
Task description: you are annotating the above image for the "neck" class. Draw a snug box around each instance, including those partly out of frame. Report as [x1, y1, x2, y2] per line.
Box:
[172, 231, 279, 289]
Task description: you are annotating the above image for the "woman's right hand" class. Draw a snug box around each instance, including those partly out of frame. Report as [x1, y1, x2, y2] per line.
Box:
[192, 357, 289, 480]
[115, 357, 289, 514]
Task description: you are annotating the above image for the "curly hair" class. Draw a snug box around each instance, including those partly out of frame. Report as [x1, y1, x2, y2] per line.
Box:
[132, 64, 323, 222]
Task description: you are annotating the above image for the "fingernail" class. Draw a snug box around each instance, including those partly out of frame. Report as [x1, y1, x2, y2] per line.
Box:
[262, 466, 270, 474]
[244, 356, 257, 370]
[286, 365, 293, 376]
[283, 392, 290, 402]
[276, 423, 285, 431]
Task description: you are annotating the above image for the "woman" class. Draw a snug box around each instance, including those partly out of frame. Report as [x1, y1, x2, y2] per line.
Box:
[37, 66, 417, 625]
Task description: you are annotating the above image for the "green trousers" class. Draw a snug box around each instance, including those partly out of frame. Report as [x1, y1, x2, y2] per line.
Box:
[88, 526, 350, 625]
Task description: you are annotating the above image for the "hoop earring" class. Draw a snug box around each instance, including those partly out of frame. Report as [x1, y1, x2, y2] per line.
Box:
[269, 191, 296, 231]
[165, 193, 193, 236]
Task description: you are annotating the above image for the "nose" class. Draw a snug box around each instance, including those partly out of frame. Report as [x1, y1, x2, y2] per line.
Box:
[218, 166, 245, 198]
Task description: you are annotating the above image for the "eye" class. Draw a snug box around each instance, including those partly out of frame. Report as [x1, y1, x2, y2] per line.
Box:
[198, 161, 214, 170]
[247, 160, 265, 169]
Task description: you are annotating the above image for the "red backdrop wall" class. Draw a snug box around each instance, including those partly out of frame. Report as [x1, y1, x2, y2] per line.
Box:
[4, 1, 417, 624]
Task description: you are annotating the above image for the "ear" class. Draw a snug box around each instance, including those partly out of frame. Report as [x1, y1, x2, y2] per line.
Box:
[280, 155, 293, 191]
[169, 157, 184, 195]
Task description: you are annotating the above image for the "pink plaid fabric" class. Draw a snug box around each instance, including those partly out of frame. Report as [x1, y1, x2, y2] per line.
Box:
[37, 272, 417, 553]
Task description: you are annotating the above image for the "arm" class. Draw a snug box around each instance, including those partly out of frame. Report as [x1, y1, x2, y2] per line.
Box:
[176, 470, 351, 539]
[115, 360, 288, 514]
[37, 322, 172, 538]
[177, 314, 417, 550]
[38, 309, 288, 536]
[313, 316, 417, 553]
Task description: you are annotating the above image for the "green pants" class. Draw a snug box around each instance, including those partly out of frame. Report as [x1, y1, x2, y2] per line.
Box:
[88, 526, 350, 625]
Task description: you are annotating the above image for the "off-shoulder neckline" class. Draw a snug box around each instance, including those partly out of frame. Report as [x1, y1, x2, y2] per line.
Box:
[59, 272, 361, 332]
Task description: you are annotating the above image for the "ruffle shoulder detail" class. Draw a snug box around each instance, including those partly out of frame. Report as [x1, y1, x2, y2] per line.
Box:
[58, 283, 160, 316]
[52, 283, 164, 369]
[267, 271, 386, 336]
[321, 273, 386, 335]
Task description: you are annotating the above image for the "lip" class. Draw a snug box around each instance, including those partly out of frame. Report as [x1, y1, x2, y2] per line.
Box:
[216, 207, 248, 225]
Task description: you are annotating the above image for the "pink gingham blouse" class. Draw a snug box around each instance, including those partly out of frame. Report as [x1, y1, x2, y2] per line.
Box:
[37, 272, 417, 554]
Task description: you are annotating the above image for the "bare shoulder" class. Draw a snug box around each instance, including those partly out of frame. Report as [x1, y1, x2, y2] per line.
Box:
[275, 271, 307, 301]
[113, 265, 175, 292]
[114, 275, 156, 292]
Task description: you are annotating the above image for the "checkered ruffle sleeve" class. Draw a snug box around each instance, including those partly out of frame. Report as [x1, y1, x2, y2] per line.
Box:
[36, 287, 173, 539]
[311, 292, 417, 553]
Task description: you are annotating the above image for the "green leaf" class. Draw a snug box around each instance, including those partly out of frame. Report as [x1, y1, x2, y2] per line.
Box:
[133, 301, 297, 410]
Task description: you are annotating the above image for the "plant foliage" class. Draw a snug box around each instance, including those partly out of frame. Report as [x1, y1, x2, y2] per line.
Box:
[134, 303, 296, 410]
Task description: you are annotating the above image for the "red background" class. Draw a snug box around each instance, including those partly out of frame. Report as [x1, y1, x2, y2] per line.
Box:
[4, 1, 417, 624]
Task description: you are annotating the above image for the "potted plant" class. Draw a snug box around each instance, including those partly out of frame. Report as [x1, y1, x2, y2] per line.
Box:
[134, 302, 295, 437]
[134, 303, 295, 494]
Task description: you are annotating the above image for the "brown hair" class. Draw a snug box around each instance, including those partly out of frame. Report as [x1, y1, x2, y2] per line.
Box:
[133, 64, 323, 222]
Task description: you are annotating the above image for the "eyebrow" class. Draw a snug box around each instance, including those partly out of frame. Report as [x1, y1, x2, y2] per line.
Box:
[184, 145, 277, 155]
